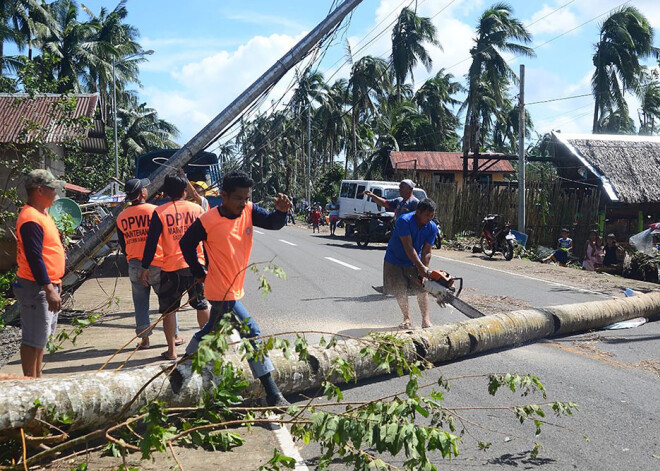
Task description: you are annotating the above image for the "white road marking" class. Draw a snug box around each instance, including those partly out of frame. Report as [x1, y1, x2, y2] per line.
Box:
[432, 254, 605, 296]
[325, 257, 361, 271]
[269, 413, 309, 470]
[254, 229, 265, 235]
[279, 239, 298, 246]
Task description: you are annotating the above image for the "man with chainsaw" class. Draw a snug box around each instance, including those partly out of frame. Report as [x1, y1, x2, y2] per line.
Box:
[382, 198, 437, 330]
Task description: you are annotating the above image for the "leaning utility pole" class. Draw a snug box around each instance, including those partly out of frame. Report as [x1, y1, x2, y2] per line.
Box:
[64, 0, 365, 274]
[518, 64, 526, 234]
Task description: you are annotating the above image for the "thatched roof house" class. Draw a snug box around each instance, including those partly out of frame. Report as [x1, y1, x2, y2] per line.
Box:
[551, 132, 660, 237]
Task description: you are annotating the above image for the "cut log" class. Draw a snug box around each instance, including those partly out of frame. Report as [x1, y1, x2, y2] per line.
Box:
[0, 293, 658, 433]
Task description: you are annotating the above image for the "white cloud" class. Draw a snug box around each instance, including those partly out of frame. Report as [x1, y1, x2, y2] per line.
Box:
[223, 12, 307, 31]
[144, 32, 305, 144]
[526, 3, 579, 36]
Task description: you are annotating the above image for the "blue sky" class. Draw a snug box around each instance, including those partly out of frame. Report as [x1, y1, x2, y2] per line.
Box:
[76, 0, 660, 148]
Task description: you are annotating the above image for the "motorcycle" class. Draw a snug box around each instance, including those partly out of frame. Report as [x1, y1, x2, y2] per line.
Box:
[480, 214, 515, 261]
[433, 217, 443, 249]
[353, 213, 395, 247]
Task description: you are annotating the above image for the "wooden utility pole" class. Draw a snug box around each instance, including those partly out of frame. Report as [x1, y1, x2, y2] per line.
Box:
[518, 64, 526, 234]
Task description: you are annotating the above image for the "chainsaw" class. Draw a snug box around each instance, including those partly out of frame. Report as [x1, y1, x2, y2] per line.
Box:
[423, 269, 485, 319]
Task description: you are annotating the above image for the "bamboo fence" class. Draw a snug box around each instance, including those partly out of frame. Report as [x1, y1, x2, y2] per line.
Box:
[418, 177, 601, 258]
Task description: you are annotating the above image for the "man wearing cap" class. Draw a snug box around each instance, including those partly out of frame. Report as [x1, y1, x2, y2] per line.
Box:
[116, 178, 180, 350]
[141, 173, 210, 360]
[14, 169, 66, 377]
[363, 179, 419, 219]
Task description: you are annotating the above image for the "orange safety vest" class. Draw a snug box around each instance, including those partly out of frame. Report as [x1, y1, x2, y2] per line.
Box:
[198, 202, 253, 301]
[16, 204, 65, 284]
[154, 200, 204, 272]
[117, 203, 163, 266]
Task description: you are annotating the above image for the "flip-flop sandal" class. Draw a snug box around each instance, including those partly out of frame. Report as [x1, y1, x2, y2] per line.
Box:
[174, 337, 185, 346]
[137, 340, 151, 350]
[398, 322, 413, 330]
[422, 324, 433, 329]
[161, 351, 177, 361]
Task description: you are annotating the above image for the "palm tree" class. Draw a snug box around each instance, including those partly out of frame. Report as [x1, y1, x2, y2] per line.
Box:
[37, 0, 98, 92]
[314, 78, 349, 169]
[81, 0, 142, 122]
[0, 0, 55, 73]
[591, 6, 659, 133]
[598, 108, 636, 134]
[347, 55, 389, 176]
[413, 69, 463, 150]
[462, 3, 534, 178]
[390, 6, 440, 99]
[637, 69, 660, 135]
[289, 70, 327, 192]
[118, 102, 179, 178]
[490, 97, 533, 153]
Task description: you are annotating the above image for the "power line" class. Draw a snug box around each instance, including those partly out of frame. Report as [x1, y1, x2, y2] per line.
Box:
[527, 93, 592, 105]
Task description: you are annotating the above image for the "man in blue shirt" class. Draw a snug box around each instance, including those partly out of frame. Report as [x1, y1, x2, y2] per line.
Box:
[364, 179, 418, 219]
[382, 198, 437, 329]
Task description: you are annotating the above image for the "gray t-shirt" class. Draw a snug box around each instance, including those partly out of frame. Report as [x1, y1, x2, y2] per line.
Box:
[386, 196, 419, 219]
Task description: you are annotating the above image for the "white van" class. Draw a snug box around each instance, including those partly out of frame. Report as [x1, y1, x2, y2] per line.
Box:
[338, 180, 427, 220]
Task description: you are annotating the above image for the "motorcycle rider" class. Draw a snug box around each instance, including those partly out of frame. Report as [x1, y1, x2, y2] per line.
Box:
[363, 179, 418, 219]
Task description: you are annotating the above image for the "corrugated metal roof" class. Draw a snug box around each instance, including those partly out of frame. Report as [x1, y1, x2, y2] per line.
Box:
[390, 151, 515, 173]
[64, 182, 91, 194]
[0, 94, 103, 148]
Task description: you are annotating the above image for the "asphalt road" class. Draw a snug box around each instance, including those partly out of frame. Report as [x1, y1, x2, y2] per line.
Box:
[245, 225, 659, 470]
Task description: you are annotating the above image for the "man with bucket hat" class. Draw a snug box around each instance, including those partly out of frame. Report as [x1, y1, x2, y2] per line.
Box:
[14, 169, 65, 377]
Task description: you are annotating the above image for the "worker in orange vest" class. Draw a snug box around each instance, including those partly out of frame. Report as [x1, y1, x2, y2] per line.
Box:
[141, 173, 210, 360]
[14, 169, 66, 377]
[117, 177, 185, 350]
[180, 170, 292, 407]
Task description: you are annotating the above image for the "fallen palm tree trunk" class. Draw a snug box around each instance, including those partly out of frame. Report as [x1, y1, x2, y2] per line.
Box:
[1, 293, 659, 433]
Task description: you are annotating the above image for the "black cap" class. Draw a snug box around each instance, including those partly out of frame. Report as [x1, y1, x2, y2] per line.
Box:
[125, 178, 150, 200]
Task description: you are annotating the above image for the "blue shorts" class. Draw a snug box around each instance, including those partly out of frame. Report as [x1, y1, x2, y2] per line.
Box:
[553, 249, 568, 264]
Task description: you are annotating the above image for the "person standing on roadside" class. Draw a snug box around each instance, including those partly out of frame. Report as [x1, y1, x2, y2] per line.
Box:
[363, 179, 419, 219]
[327, 196, 340, 236]
[381, 198, 437, 330]
[116, 178, 181, 350]
[14, 170, 66, 377]
[141, 173, 210, 360]
[180, 170, 292, 407]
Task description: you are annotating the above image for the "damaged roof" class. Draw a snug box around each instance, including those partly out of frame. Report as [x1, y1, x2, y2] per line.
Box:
[390, 151, 515, 173]
[0, 93, 107, 154]
[552, 132, 660, 204]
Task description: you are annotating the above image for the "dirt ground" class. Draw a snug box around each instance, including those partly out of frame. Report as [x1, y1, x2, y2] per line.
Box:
[433, 244, 659, 297]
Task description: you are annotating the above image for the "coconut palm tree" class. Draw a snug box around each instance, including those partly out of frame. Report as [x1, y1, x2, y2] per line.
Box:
[347, 55, 389, 176]
[637, 69, 660, 135]
[314, 78, 349, 169]
[390, 6, 440, 99]
[462, 3, 534, 177]
[591, 6, 659, 134]
[81, 1, 142, 121]
[118, 102, 179, 177]
[36, 0, 98, 92]
[413, 69, 463, 150]
[0, 0, 56, 74]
